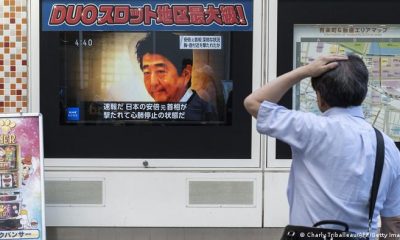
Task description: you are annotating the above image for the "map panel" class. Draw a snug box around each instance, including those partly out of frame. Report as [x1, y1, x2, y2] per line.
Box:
[294, 25, 400, 141]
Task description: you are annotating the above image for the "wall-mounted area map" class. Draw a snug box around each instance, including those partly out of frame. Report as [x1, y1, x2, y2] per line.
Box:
[294, 25, 400, 141]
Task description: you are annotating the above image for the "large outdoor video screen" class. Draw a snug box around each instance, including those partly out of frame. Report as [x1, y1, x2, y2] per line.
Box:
[60, 31, 233, 125]
[294, 24, 400, 141]
[40, 0, 254, 159]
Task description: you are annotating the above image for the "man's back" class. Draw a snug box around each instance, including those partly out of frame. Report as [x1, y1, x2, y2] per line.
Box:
[256, 101, 400, 233]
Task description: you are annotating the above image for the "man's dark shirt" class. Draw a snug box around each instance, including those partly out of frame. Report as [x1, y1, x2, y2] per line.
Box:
[185, 91, 218, 121]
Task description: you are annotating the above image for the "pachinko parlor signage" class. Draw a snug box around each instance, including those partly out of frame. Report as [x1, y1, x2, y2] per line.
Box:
[42, 0, 252, 31]
[0, 115, 45, 240]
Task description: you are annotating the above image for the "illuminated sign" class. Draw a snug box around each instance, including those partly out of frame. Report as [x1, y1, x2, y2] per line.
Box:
[42, 0, 253, 31]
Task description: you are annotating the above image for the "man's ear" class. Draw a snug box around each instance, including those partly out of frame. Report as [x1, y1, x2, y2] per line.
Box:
[316, 91, 330, 112]
[181, 64, 192, 81]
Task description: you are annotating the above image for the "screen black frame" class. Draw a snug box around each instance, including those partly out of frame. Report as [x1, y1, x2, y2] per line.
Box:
[277, 0, 400, 159]
[40, 31, 253, 159]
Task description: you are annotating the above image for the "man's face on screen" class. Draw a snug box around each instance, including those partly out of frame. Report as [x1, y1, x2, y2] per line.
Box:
[141, 53, 191, 102]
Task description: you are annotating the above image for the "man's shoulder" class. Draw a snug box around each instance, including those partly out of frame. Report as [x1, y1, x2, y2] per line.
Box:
[381, 131, 399, 153]
[258, 100, 327, 125]
[381, 132, 400, 169]
[184, 90, 218, 121]
[187, 91, 213, 108]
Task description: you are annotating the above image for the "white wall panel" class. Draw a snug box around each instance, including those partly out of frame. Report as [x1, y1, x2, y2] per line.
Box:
[264, 171, 289, 227]
[45, 171, 263, 227]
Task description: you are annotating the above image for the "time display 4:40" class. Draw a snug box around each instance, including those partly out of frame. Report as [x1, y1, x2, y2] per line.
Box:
[75, 39, 93, 47]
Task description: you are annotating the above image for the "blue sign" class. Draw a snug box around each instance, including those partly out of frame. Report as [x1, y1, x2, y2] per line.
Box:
[42, 0, 253, 31]
[66, 107, 80, 121]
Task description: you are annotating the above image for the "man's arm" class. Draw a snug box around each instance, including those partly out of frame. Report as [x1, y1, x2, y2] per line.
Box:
[243, 55, 348, 118]
[380, 216, 400, 240]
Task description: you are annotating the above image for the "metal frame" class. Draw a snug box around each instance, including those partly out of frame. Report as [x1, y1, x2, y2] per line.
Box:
[265, 0, 292, 168]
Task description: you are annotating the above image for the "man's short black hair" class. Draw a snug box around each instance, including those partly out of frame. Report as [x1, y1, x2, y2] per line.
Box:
[135, 32, 193, 75]
[311, 54, 369, 108]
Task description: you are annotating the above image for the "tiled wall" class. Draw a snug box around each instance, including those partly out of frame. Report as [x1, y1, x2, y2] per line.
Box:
[0, 0, 28, 113]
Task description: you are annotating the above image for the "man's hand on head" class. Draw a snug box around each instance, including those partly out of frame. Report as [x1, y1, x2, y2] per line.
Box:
[302, 55, 348, 78]
[244, 54, 347, 118]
